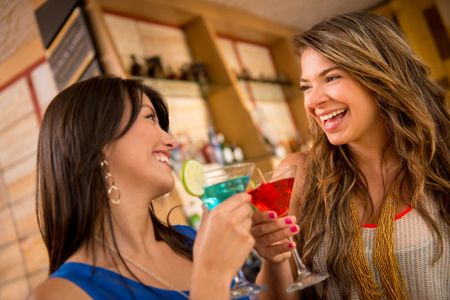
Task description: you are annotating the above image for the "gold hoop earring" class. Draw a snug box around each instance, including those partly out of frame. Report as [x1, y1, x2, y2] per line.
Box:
[100, 160, 121, 205]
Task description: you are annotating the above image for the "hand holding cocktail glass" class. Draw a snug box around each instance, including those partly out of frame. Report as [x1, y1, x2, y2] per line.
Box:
[249, 165, 329, 292]
[193, 191, 255, 298]
[181, 161, 265, 299]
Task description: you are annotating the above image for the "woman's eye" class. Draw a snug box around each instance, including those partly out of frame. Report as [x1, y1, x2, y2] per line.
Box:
[145, 113, 158, 123]
[300, 85, 311, 92]
[325, 75, 340, 83]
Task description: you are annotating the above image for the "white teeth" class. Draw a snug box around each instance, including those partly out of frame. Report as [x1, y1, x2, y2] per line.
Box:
[319, 108, 346, 121]
[154, 154, 169, 163]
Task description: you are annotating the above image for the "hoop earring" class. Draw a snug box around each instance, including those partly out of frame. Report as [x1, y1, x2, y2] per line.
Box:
[100, 160, 121, 205]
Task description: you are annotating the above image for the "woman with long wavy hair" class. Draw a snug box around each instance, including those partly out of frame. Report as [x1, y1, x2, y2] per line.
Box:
[29, 75, 254, 299]
[251, 11, 449, 299]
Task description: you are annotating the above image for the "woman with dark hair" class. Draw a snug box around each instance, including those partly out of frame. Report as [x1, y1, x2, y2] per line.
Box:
[29, 75, 254, 299]
[251, 11, 450, 299]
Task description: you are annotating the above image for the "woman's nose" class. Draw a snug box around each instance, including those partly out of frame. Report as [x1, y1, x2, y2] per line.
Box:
[161, 130, 178, 150]
[305, 86, 328, 109]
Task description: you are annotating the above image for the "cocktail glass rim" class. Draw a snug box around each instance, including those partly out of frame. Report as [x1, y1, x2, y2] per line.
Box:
[203, 162, 255, 184]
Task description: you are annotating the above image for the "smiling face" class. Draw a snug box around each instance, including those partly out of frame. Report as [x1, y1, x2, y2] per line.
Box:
[300, 48, 387, 147]
[104, 94, 176, 198]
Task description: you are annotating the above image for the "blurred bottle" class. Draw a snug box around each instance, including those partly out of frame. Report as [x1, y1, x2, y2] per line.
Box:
[222, 143, 234, 165]
[130, 55, 142, 76]
[165, 65, 177, 80]
[200, 140, 215, 163]
[146, 56, 164, 78]
[217, 133, 235, 165]
[208, 127, 224, 165]
[170, 144, 182, 173]
[274, 142, 287, 159]
[179, 63, 190, 81]
[239, 67, 251, 81]
[183, 198, 203, 229]
[232, 144, 245, 163]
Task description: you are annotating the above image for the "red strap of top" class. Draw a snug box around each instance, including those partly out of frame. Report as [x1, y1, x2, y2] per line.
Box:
[362, 206, 413, 228]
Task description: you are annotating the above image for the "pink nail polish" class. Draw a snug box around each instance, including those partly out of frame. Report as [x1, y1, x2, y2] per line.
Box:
[288, 242, 295, 249]
[285, 218, 292, 225]
[290, 226, 299, 233]
[268, 212, 276, 219]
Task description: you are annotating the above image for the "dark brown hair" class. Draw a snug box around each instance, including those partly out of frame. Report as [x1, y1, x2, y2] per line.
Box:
[293, 11, 450, 297]
[36, 75, 192, 275]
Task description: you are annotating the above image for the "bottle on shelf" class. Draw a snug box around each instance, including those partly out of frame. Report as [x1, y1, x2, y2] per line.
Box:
[179, 63, 190, 81]
[145, 56, 164, 78]
[274, 143, 287, 159]
[165, 65, 177, 80]
[240, 67, 251, 81]
[231, 144, 245, 163]
[170, 144, 183, 173]
[130, 54, 143, 76]
[191, 60, 208, 86]
[200, 140, 215, 163]
[216, 133, 234, 165]
[222, 143, 234, 165]
[207, 126, 224, 165]
[181, 191, 203, 229]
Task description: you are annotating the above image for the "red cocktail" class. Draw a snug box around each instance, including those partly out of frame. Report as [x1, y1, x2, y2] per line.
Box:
[249, 165, 329, 292]
[249, 177, 294, 216]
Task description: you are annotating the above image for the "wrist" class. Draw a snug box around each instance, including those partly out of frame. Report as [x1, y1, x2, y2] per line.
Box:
[191, 263, 231, 300]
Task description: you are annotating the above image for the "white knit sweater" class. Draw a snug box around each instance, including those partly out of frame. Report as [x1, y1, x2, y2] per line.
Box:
[312, 200, 450, 299]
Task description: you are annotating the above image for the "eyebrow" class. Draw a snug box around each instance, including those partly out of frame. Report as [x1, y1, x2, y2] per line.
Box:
[141, 104, 155, 112]
[300, 66, 340, 82]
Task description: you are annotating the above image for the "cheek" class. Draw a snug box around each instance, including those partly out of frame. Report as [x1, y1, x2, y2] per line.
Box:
[303, 95, 314, 114]
[133, 123, 160, 146]
[327, 87, 346, 102]
[358, 93, 378, 117]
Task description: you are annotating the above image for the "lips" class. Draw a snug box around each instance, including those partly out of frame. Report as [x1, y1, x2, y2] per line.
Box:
[319, 108, 347, 121]
[152, 152, 170, 164]
[317, 108, 348, 131]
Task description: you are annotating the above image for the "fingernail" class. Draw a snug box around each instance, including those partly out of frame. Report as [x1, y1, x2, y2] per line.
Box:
[285, 218, 293, 225]
[290, 225, 299, 233]
[288, 242, 295, 249]
[268, 212, 276, 219]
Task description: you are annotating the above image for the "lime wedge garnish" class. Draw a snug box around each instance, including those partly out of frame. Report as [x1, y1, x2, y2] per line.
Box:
[181, 160, 206, 197]
[248, 180, 257, 189]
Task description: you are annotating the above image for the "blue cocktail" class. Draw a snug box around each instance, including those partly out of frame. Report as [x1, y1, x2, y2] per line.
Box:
[201, 163, 265, 299]
[201, 175, 250, 210]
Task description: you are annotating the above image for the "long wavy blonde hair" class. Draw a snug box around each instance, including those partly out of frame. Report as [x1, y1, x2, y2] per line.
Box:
[293, 11, 450, 298]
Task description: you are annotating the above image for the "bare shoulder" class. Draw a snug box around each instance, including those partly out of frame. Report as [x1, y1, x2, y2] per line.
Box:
[28, 277, 90, 300]
[278, 151, 308, 170]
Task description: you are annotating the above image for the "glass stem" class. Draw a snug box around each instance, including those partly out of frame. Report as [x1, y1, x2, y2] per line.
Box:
[289, 237, 310, 280]
[233, 269, 248, 287]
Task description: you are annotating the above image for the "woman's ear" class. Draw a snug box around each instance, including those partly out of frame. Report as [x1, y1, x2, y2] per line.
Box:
[102, 144, 111, 161]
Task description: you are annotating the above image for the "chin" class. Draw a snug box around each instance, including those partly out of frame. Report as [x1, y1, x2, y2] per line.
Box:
[160, 177, 175, 194]
[149, 174, 175, 198]
[326, 134, 347, 146]
[154, 185, 174, 199]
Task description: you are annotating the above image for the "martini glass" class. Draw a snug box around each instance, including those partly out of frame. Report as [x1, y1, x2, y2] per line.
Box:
[248, 165, 329, 292]
[202, 162, 266, 299]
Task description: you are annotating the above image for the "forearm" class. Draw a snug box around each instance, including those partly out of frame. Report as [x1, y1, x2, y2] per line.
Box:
[256, 259, 299, 300]
[190, 265, 232, 300]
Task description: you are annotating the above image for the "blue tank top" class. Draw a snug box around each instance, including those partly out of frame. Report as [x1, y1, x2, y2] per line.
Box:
[51, 225, 195, 299]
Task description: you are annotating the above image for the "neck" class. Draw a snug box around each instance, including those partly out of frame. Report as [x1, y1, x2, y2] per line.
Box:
[347, 125, 394, 172]
[350, 142, 402, 182]
[105, 180, 163, 255]
[109, 204, 155, 250]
